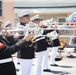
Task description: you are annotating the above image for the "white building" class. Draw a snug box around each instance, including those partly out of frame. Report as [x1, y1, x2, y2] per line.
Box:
[14, 0, 76, 25]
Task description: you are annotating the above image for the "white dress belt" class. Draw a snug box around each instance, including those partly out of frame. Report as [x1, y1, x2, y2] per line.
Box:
[35, 37, 45, 42]
[0, 58, 13, 64]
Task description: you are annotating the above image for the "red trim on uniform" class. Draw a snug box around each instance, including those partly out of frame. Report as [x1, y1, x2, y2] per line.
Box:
[0, 42, 4, 49]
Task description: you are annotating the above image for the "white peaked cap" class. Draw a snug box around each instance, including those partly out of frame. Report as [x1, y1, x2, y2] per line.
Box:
[5, 21, 11, 27]
[17, 10, 29, 18]
[30, 14, 40, 21]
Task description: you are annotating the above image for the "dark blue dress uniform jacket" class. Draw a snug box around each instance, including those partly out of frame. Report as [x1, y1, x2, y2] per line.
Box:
[34, 30, 54, 52]
[0, 35, 29, 75]
[16, 23, 35, 59]
[51, 30, 60, 47]
[17, 34, 35, 59]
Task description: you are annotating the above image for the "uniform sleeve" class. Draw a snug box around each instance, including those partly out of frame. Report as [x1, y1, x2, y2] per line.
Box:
[0, 40, 29, 54]
[56, 30, 61, 35]
[56, 30, 59, 33]
[5, 36, 17, 45]
[10, 40, 29, 54]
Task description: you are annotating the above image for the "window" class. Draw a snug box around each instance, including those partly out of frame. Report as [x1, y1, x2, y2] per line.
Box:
[58, 18, 66, 25]
[0, 0, 2, 16]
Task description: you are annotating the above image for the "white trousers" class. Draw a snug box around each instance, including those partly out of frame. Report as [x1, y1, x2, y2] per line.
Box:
[50, 47, 58, 64]
[34, 51, 46, 75]
[18, 59, 33, 75]
[42, 47, 52, 69]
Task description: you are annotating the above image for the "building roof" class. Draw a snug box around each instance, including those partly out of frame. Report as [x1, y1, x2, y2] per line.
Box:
[14, 0, 76, 14]
[14, 8, 76, 14]
[14, 0, 76, 7]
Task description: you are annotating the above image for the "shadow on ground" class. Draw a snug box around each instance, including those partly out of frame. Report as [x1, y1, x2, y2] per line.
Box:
[51, 70, 70, 75]
[57, 65, 73, 68]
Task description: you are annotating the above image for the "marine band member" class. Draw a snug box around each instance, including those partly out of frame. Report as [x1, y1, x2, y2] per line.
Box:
[16, 10, 35, 75]
[0, 27, 34, 75]
[30, 14, 53, 75]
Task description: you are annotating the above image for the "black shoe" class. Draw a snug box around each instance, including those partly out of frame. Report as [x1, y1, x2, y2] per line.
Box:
[43, 69, 51, 72]
[50, 64, 58, 66]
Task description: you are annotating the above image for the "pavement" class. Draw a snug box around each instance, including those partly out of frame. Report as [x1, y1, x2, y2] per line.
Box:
[13, 48, 76, 75]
